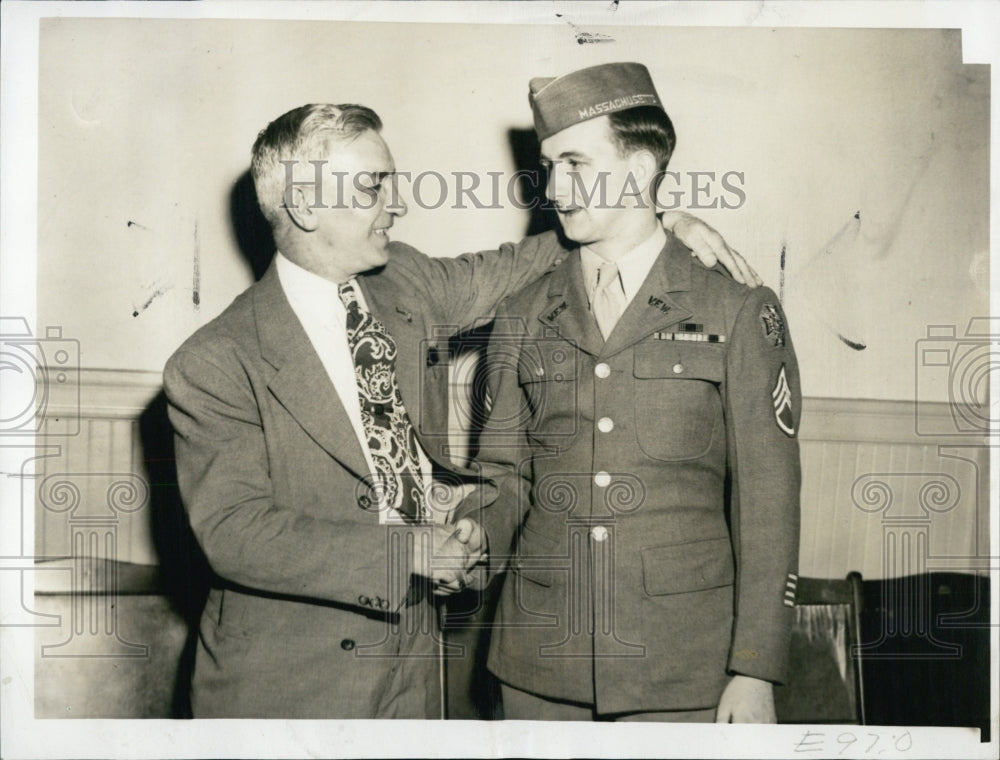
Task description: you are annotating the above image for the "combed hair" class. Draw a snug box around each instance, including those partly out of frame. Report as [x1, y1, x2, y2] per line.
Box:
[250, 103, 382, 228]
[606, 105, 676, 173]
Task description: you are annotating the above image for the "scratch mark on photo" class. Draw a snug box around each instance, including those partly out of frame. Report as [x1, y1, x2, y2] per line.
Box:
[779, 241, 786, 303]
[836, 333, 867, 351]
[193, 220, 201, 308]
[132, 285, 172, 318]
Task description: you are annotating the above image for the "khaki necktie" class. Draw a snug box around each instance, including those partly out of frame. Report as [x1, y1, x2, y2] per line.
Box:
[591, 261, 627, 339]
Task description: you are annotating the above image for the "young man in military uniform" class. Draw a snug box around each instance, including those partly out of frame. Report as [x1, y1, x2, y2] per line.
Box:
[475, 63, 802, 722]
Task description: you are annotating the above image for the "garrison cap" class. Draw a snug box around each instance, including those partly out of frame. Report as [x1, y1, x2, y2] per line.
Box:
[529, 62, 665, 141]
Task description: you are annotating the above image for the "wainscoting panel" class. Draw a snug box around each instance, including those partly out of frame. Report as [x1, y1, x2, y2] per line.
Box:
[34, 371, 991, 581]
[35, 369, 162, 567]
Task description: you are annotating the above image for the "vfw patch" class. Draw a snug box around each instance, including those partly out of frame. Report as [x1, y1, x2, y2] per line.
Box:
[772, 364, 795, 436]
[760, 303, 786, 347]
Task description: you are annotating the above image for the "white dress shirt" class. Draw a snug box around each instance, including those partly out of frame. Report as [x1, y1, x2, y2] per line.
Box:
[276, 252, 439, 525]
[581, 225, 668, 308]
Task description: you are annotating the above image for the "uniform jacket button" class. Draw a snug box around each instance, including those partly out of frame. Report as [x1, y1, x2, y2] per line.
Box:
[597, 417, 614, 433]
[672, 363, 684, 374]
[341, 639, 356, 651]
[595, 363, 611, 379]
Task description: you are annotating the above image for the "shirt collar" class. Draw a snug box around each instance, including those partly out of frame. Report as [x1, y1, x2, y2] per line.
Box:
[581, 225, 667, 302]
[275, 251, 361, 325]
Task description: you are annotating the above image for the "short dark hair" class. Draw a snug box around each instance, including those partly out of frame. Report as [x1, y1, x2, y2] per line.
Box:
[250, 103, 382, 228]
[606, 105, 676, 172]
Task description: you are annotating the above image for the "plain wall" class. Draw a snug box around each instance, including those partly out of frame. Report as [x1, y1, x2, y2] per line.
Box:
[37, 20, 989, 402]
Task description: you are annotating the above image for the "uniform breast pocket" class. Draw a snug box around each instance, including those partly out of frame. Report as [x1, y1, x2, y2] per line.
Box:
[516, 340, 579, 449]
[633, 342, 724, 461]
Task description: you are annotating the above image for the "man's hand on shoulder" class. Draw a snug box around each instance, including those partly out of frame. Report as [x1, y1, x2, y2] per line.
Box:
[715, 674, 776, 723]
[662, 211, 763, 288]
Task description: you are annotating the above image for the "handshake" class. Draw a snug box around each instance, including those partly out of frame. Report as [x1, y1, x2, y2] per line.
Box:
[411, 517, 488, 597]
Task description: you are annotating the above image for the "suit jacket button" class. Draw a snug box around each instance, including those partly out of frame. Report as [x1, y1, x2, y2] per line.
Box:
[341, 639, 356, 651]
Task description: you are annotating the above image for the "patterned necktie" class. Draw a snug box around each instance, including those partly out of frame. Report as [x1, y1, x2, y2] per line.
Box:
[338, 281, 424, 523]
[591, 261, 627, 339]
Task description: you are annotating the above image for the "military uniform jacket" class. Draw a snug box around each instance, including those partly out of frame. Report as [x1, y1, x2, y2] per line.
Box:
[477, 232, 802, 715]
[163, 236, 561, 718]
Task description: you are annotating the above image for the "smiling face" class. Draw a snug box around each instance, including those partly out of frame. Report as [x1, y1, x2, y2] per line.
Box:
[281, 127, 407, 283]
[540, 115, 656, 259]
[310, 129, 406, 281]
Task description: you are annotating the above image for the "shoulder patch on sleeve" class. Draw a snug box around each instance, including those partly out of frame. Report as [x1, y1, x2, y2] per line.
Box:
[760, 303, 786, 347]
[772, 364, 795, 437]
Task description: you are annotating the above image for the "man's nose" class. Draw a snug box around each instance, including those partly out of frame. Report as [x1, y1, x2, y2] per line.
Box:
[385, 185, 407, 217]
[546, 166, 567, 204]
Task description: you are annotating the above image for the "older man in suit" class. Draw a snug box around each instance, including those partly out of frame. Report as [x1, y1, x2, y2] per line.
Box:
[476, 63, 802, 722]
[163, 102, 755, 718]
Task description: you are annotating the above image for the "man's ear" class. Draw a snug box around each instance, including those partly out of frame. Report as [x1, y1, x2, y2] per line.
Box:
[284, 185, 320, 232]
[629, 149, 658, 190]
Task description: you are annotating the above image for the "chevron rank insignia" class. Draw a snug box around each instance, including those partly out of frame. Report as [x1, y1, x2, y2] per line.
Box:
[784, 572, 798, 607]
[772, 364, 795, 436]
[760, 303, 786, 347]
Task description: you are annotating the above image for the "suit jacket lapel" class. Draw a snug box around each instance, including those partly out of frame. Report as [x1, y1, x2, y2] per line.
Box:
[358, 274, 454, 469]
[253, 263, 370, 480]
[536, 250, 606, 357]
[601, 234, 694, 358]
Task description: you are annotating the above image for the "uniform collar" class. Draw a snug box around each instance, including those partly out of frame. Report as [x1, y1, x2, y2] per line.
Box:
[580, 225, 668, 303]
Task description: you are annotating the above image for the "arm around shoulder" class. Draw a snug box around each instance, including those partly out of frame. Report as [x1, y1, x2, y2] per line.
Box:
[394, 233, 567, 332]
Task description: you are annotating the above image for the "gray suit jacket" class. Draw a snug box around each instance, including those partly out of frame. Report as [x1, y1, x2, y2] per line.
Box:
[163, 234, 568, 717]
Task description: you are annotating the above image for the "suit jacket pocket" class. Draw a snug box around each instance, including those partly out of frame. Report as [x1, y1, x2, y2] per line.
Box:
[633, 342, 724, 461]
[641, 536, 734, 596]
